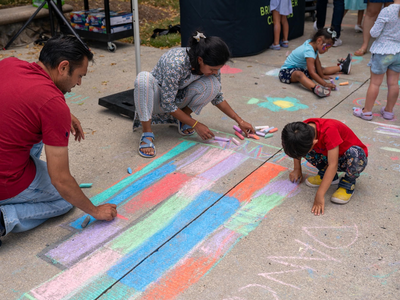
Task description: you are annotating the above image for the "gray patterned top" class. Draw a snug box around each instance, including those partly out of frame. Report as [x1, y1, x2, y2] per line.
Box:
[150, 47, 224, 113]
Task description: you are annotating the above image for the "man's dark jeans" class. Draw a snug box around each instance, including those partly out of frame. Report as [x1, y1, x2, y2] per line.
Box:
[316, 0, 345, 38]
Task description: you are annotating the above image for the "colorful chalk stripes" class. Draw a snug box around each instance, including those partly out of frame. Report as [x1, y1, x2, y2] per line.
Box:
[22, 140, 299, 300]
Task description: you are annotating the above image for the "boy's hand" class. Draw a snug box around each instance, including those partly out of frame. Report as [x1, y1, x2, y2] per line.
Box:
[289, 169, 303, 183]
[311, 194, 325, 216]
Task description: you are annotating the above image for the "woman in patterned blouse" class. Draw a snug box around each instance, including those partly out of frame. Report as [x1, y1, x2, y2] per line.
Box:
[133, 31, 254, 158]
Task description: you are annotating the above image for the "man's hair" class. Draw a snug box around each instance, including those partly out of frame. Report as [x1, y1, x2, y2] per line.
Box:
[281, 122, 315, 159]
[187, 31, 230, 75]
[39, 35, 94, 75]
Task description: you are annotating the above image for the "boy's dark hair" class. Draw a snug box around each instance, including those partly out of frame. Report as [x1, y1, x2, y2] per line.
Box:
[281, 122, 315, 159]
[39, 35, 94, 75]
[187, 31, 230, 75]
[311, 27, 337, 43]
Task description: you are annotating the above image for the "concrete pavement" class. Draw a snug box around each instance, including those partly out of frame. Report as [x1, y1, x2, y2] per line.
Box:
[1, 7, 399, 300]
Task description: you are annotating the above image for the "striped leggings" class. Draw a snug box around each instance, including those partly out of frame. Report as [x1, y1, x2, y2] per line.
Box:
[134, 71, 221, 122]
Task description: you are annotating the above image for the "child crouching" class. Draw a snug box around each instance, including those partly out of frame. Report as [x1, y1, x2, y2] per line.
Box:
[282, 118, 368, 215]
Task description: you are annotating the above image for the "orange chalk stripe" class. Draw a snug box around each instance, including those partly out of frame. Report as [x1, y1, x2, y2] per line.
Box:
[339, 81, 349, 86]
[268, 128, 278, 133]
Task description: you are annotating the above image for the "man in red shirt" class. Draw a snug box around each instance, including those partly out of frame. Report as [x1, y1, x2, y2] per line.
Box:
[281, 118, 368, 216]
[0, 36, 117, 245]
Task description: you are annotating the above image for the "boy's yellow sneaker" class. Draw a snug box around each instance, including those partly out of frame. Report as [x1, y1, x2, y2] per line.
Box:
[305, 174, 340, 188]
[331, 179, 355, 204]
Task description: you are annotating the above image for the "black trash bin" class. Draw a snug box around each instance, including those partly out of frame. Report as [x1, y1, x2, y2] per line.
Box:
[180, 0, 305, 57]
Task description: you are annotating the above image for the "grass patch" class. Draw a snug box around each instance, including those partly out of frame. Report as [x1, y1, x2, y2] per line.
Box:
[120, 10, 181, 48]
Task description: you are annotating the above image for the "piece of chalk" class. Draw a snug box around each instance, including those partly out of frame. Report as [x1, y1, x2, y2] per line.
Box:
[264, 127, 275, 133]
[233, 125, 242, 133]
[214, 136, 230, 142]
[264, 133, 274, 138]
[329, 79, 336, 90]
[127, 167, 132, 174]
[256, 131, 266, 137]
[79, 183, 92, 188]
[335, 76, 339, 80]
[234, 131, 245, 140]
[248, 134, 260, 140]
[231, 137, 240, 145]
[255, 126, 269, 130]
[269, 128, 278, 133]
[81, 216, 91, 228]
[339, 81, 349, 86]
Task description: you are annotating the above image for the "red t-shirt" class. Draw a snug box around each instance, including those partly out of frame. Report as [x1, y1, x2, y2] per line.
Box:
[304, 118, 368, 157]
[0, 58, 71, 200]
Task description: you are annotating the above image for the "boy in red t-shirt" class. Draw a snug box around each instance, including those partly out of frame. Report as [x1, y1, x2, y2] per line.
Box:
[281, 118, 368, 216]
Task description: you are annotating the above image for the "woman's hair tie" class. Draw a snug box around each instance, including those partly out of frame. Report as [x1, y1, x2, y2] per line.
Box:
[193, 31, 206, 42]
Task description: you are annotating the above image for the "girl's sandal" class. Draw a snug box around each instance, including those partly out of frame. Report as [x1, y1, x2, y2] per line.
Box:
[354, 48, 367, 56]
[280, 40, 289, 48]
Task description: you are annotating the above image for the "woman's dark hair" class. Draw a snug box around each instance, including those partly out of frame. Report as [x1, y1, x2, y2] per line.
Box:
[281, 122, 315, 159]
[187, 31, 231, 74]
[311, 27, 337, 43]
[39, 35, 94, 75]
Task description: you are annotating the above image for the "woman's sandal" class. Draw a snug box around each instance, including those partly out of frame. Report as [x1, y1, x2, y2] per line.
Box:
[381, 106, 394, 120]
[280, 40, 289, 48]
[138, 132, 156, 158]
[178, 120, 195, 136]
[354, 48, 367, 56]
[353, 107, 373, 121]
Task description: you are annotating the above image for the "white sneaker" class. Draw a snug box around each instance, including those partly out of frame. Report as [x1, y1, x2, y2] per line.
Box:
[313, 21, 318, 32]
[354, 24, 363, 33]
[333, 38, 342, 47]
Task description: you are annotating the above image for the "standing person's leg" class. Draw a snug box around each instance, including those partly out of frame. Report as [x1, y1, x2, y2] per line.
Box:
[304, 150, 340, 187]
[382, 68, 400, 117]
[331, 146, 367, 203]
[316, 0, 329, 29]
[355, 2, 382, 56]
[332, 0, 345, 46]
[281, 15, 289, 44]
[357, 10, 365, 29]
[134, 71, 160, 157]
[271, 10, 282, 49]
[0, 155, 73, 236]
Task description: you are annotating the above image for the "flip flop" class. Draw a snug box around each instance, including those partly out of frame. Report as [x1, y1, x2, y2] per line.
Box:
[354, 48, 367, 56]
[381, 107, 394, 120]
[138, 132, 156, 158]
[353, 107, 372, 121]
[178, 120, 195, 136]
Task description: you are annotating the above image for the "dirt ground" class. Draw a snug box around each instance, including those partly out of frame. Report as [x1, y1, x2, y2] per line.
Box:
[0, 0, 172, 26]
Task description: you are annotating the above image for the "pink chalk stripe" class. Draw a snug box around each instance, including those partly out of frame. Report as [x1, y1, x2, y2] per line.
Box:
[31, 248, 122, 300]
